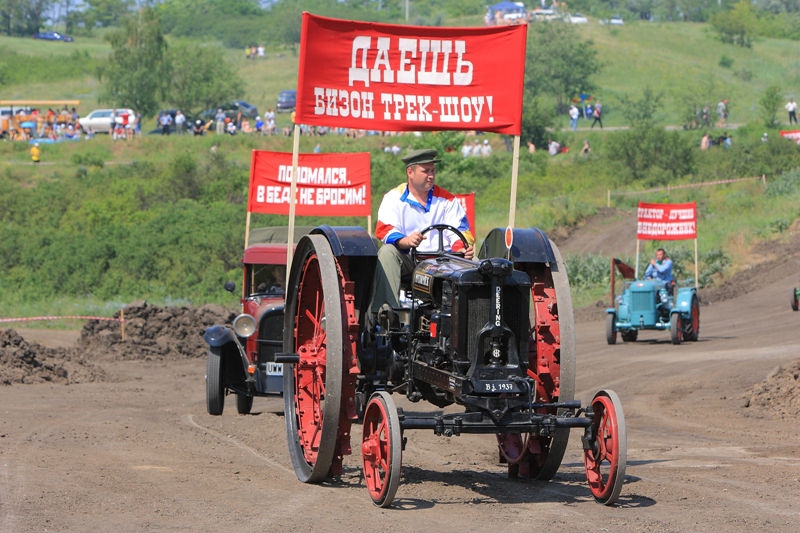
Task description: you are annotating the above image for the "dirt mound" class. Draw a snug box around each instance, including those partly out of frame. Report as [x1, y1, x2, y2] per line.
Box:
[0, 329, 106, 385]
[77, 300, 237, 362]
[743, 359, 800, 419]
[1, 301, 236, 385]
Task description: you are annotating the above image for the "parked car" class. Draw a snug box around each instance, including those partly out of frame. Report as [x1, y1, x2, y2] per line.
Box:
[77, 108, 135, 134]
[276, 90, 297, 113]
[33, 31, 74, 42]
[602, 15, 624, 25]
[566, 13, 589, 24]
[198, 100, 259, 125]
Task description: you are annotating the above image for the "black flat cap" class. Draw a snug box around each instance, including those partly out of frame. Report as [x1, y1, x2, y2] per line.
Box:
[402, 148, 440, 167]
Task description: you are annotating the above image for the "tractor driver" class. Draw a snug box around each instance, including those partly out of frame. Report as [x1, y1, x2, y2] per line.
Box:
[369, 148, 475, 321]
[644, 248, 674, 288]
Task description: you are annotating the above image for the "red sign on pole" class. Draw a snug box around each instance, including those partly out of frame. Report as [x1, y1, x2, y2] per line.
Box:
[248, 151, 371, 216]
[295, 13, 527, 135]
[455, 192, 475, 233]
[636, 202, 697, 240]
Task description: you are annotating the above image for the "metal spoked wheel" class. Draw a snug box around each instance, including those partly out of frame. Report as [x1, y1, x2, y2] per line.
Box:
[498, 238, 575, 480]
[205, 346, 224, 416]
[605, 313, 617, 345]
[283, 235, 357, 483]
[682, 294, 700, 342]
[583, 389, 627, 506]
[361, 391, 402, 508]
[670, 313, 683, 344]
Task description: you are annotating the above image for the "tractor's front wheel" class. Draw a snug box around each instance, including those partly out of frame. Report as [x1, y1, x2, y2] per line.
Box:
[670, 313, 683, 344]
[583, 389, 627, 506]
[361, 391, 402, 508]
[605, 313, 617, 345]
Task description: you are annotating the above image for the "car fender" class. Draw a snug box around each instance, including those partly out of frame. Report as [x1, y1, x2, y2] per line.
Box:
[203, 324, 236, 348]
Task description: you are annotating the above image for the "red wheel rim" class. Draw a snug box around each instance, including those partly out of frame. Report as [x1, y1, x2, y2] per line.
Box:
[361, 391, 401, 507]
[584, 391, 625, 504]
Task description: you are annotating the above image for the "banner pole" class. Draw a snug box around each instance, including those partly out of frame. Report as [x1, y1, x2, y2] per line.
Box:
[244, 211, 252, 250]
[508, 135, 520, 229]
[635, 240, 640, 279]
[694, 238, 699, 290]
[286, 123, 301, 274]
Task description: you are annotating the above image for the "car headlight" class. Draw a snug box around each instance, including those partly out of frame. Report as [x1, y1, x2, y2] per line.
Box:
[233, 314, 257, 338]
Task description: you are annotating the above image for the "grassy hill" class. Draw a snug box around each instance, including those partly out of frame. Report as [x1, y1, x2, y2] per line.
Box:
[2, 19, 800, 315]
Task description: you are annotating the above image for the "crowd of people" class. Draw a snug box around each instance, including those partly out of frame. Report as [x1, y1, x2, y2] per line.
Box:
[2, 106, 83, 142]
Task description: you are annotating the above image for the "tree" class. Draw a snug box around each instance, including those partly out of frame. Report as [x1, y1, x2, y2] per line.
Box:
[759, 85, 782, 128]
[0, 0, 53, 36]
[710, 0, 758, 47]
[85, 0, 133, 28]
[524, 21, 600, 112]
[164, 43, 244, 114]
[98, 7, 167, 117]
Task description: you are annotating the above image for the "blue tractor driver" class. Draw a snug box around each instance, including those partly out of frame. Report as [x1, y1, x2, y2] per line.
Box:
[644, 247, 673, 285]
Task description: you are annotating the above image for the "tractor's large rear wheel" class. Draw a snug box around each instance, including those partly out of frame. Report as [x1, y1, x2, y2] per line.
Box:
[283, 235, 357, 483]
[361, 391, 402, 508]
[584, 389, 627, 506]
[498, 238, 574, 481]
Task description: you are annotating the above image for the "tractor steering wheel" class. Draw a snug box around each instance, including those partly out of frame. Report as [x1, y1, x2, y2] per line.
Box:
[412, 224, 470, 261]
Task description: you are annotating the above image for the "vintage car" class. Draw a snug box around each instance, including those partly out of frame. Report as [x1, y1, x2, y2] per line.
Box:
[203, 226, 313, 415]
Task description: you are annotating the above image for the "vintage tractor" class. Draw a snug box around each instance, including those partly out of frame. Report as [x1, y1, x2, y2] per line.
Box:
[605, 258, 700, 345]
[202, 226, 313, 415]
[277, 224, 627, 507]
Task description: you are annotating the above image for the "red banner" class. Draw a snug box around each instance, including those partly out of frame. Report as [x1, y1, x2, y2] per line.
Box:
[296, 13, 527, 135]
[248, 151, 371, 216]
[637, 202, 697, 240]
[455, 192, 475, 233]
[780, 130, 800, 144]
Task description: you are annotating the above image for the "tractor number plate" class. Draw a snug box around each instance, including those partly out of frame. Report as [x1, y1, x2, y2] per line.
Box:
[481, 380, 517, 393]
[266, 362, 283, 376]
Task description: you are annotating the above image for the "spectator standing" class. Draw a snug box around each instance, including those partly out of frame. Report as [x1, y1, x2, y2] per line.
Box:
[700, 132, 710, 150]
[461, 141, 472, 157]
[569, 104, 579, 131]
[30, 142, 40, 164]
[174, 110, 186, 134]
[480, 139, 493, 157]
[215, 109, 226, 135]
[159, 111, 172, 135]
[716, 99, 728, 127]
[786, 98, 797, 125]
[590, 101, 603, 129]
[584, 102, 593, 120]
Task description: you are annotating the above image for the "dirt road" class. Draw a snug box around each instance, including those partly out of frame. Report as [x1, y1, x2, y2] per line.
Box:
[2, 223, 799, 532]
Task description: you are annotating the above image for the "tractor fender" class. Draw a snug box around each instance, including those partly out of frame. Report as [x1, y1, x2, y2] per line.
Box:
[478, 227, 556, 264]
[310, 225, 378, 257]
[674, 287, 697, 317]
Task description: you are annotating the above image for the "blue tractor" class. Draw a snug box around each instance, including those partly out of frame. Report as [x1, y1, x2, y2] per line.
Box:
[605, 257, 700, 345]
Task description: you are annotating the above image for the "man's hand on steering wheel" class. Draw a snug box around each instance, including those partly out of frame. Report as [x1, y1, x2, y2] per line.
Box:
[413, 224, 474, 260]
